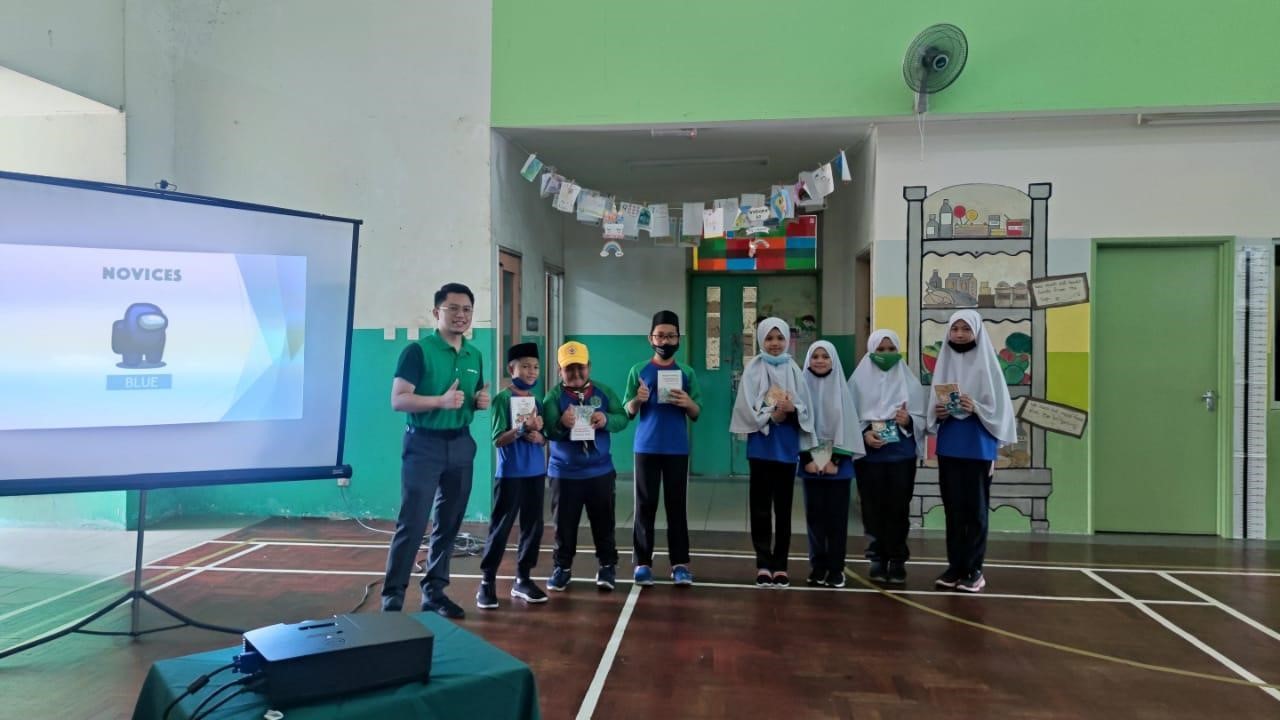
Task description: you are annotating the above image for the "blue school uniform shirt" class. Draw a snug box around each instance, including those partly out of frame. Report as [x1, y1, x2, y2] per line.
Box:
[542, 382, 628, 480]
[747, 416, 801, 465]
[936, 415, 998, 461]
[861, 422, 919, 464]
[624, 359, 701, 456]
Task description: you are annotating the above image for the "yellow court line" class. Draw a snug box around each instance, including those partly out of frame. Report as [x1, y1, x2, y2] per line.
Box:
[843, 568, 1280, 692]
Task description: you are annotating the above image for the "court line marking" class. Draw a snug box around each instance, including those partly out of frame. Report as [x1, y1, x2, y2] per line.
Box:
[1083, 569, 1280, 702]
[0, 540, 257, 632]
[576, 584, 640, 720]
[0, 543, 264, 658]
[143, 564, 1215, 606]
[198, 538, 1280, 577]
[1157, 572, 1280, 642]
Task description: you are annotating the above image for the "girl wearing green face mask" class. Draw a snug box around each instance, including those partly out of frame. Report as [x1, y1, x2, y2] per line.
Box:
[848, 329, 928, 586]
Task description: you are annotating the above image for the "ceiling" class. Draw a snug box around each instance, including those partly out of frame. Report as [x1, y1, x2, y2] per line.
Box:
[498, 120, 872, 200]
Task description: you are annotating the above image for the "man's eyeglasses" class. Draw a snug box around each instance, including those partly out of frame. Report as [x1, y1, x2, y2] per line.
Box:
[439, 305, 473, 316]
[651, 333, 680, 342]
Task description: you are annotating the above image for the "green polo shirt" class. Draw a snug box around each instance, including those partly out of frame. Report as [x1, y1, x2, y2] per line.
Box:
[394, 330, 484, 430]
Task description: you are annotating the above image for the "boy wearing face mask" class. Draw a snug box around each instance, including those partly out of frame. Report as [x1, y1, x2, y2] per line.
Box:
[541, 341, 630, 592]
[623, 311, 702, 588]
[476, 343, 549, 610]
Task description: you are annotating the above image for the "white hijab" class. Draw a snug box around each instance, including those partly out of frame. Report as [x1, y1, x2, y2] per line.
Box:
[729, 317, 816, 449]
[849, 329, 928, 458]
[926, 310, 1018, 445]
[803, 341, 865, 458]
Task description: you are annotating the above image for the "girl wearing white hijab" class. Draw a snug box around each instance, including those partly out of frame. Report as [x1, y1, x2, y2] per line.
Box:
[927, 310, 1017, 594]
[849, 329, 927, 586]
[730, 317, 816, 588]
[798, 341, 864, 588]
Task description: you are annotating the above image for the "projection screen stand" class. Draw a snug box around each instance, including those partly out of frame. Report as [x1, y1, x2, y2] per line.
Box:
[0, 489, 243, 661]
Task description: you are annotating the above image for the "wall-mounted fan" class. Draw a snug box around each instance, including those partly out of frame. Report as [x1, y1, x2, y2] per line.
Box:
[903, 24, 969, 114]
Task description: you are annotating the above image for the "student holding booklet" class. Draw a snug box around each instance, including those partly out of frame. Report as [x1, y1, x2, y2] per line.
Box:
[849, 330, 928, 586]
[623, 311, 702, 588]
[926, 311, 1018, 594]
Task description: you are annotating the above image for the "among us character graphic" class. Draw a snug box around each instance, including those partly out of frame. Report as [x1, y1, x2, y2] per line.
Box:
[112, 302, 168, 369]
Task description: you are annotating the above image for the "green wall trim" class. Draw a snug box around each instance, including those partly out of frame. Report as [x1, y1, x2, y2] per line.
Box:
[493, 0, 1280, 127]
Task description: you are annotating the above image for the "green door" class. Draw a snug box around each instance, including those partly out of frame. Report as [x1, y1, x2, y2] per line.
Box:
[688, 274, 821, 477]
[1093, 242, 1223, 534]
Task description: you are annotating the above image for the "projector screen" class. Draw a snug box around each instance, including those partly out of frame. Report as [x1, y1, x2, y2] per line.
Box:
[0, 171, 359, 495]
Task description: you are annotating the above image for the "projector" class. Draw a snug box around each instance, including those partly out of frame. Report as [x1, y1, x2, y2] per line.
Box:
[239, 613, 433, 707]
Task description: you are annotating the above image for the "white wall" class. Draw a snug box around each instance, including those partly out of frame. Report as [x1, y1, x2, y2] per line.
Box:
[818, 137, 875, 337]
[0, 0, 125, 109]
[563, 221, 687, 336]
[491, 131, 565, 336]
[145, 0, 494, 332]
[872, 115, 1280, 290]
[0, 67, 125, 182]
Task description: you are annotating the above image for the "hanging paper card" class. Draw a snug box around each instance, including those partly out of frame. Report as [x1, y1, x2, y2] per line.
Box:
[620, 202, 642, 237]
[520, 154, 543, 182]
[682, 203, 704, 236]
[811, 163, 835, 198]
[637, 205, 653, 234]
[770, 185, 794, 220]
[577, 191, 607, 222]
[553, 181, 582, 213]
[715, 198, 740, 230]
[838, 150, 852, 182]
[538, 172, 555, 198]
[647, 204, 669, 237]
[702, 207, 724, 239]
[603, 203, 625, 240]
[746, 206, 772, 230]
[796, 174, 814, 202]
[740, 193, 766, 210]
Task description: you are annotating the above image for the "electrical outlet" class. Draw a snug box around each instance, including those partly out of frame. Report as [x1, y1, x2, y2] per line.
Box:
[337, 477, 351, 487]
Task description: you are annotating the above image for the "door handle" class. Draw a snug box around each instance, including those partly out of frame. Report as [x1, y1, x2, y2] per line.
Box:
[1201, 390, 1217, 412]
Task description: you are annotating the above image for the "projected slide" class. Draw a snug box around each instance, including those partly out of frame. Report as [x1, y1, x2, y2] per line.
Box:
[0, 244, 306, 431]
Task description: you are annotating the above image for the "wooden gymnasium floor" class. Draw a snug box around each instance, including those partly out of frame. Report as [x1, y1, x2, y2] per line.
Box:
[2, 517, 1278, 719]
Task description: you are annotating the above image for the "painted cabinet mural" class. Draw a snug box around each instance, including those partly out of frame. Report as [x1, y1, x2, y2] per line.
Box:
[905, 182, 1053, 529]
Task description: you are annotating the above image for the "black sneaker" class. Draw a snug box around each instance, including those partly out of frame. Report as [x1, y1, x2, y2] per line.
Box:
[755, 569, 773, 588]
[511, 577, 549, 603]
[772, 571, 790, 588]
[596, 565, 616, 591]
[423, 594, 466, 619]
[806, 569, 825, 586]
[475, 581, 498, 610]
[826, 569, 847, 588]
[956, 570, 987, 593]
[887, 560, 907, 586]
[934, 568, 962, 589]
[868, 559, 888, 583]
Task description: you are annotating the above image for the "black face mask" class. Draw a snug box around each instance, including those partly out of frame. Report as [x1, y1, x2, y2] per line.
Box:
[948, 340, 978, 353]
[653, 343, 679, 361]
[807, 367, 833, 378]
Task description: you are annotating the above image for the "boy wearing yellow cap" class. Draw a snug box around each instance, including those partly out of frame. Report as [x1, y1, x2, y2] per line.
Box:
[541, 341, 629, 592]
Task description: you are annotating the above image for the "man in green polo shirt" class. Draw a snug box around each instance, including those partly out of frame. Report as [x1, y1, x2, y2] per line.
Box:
[382, 282, 490, 619]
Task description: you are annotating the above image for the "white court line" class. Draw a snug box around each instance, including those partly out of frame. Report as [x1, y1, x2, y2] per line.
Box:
[0, 543, 266, 657]
[203, 539, 1280, 577]
[1083, 569, 1280, 703]
[577, 584, 640, 720]
[1158, 572, 1280, 643]
[0, 535, 244, 626]
[144, 564, 1212, 606]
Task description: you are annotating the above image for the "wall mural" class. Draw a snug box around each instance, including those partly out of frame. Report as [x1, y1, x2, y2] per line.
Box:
[905, 182, 1057, 530]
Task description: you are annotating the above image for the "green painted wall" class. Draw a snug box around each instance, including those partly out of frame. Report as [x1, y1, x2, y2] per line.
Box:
[492, 0, 1280, 127]
[0, 492, 128, 529]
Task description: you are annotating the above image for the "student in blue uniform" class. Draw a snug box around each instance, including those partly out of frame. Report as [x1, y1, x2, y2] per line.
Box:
[624, 310, 702, 588]
[541, 341, 630, 592]
[927, 310, 1017, 593]
[730, 317, 816, 588]
[476, 342, 549, 610]
[798, 341, 865, 588]
[849, 329, 928, 586]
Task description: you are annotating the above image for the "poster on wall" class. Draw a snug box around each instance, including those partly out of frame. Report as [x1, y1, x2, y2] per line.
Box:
[1017, 397, 1089, 438]
[693, 215, 817, 272]
[1030, 273, 1090, 309]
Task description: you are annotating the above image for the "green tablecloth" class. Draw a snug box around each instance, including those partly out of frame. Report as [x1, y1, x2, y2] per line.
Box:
[132, 613, 540, 720]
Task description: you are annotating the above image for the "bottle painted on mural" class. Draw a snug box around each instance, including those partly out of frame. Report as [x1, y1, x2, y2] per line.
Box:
[926, 213, 940, 238]
[939, 199, 953, 238]
[929, 269, 943, 289]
